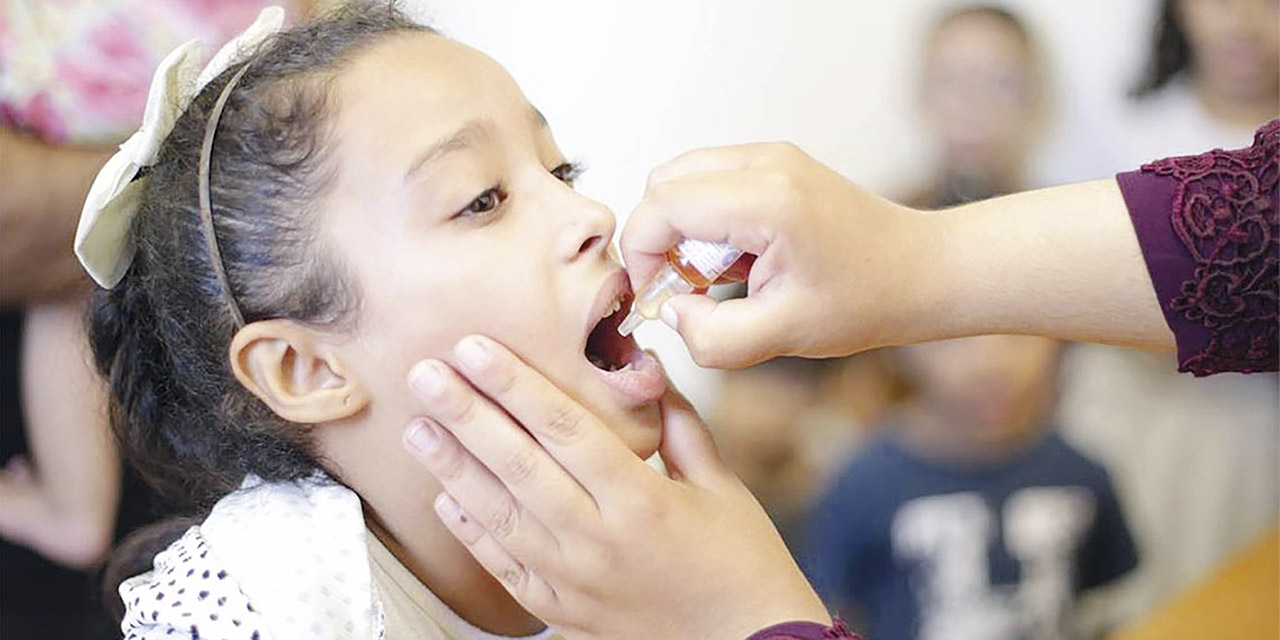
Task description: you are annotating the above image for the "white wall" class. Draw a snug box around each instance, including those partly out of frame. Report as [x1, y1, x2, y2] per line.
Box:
[405, 0, 1160, 409]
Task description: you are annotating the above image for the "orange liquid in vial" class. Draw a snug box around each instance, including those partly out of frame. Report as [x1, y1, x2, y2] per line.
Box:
[665, 248, 718, 288]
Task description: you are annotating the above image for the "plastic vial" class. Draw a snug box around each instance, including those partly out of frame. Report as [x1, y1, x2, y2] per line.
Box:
[617, 238, 743, 336]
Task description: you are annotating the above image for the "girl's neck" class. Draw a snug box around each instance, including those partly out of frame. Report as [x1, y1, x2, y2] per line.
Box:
[318, 412, 543, 637]
[363, 489, 545, 636]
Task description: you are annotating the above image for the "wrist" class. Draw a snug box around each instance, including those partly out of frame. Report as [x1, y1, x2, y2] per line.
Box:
[877, 203, 962, 348]
[717, 583, 831, 640]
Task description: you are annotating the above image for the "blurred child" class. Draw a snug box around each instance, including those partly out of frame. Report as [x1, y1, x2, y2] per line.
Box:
[903, 5, 1044, 209]
[804, 335, 1137, 640]
[715, 353, 905, 553]
[716, 358, 840, 548]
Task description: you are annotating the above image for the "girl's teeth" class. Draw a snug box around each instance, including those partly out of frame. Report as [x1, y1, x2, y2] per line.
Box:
[603, 299, 621, 320]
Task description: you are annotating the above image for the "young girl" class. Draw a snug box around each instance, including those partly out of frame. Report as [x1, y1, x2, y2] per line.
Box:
[79, 2, 675, 637]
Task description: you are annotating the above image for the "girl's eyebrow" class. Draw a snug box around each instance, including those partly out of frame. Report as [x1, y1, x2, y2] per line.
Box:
[401, 108, 548, 184]
[403, 119, 494, 182]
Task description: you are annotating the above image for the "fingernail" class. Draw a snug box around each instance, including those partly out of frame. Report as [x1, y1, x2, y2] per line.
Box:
[659, 301, 678, 329]
[405, 419, 440, 455]
[454, 336, 490, 372]
[434, 492, 465, 523]
[409, 360, 443, 398]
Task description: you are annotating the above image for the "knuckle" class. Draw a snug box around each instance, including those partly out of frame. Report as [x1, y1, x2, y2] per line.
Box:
[646, 180, 679, 208]
[438, 383, 478, 425]
[452, 513, 486, 545]
[766, 140, 802, 162]
[645, 167, 664, 192]
[573, 547, 619, 596]
[539, 405, 585, 445]
[624, 489, 668, 523]
[501, 445, 540, 484]
[499, 563, 527, 591]
[483, 356, 519, 396]
[646, 158, 679, 191]
[430, 441, 469, 481]
[686, 332, 727, 368]
[762, 168, 798, 201]
[487, 500, 520, 539]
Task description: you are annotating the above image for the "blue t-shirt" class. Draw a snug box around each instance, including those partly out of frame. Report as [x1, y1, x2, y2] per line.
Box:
[803, 429, 1138, 640]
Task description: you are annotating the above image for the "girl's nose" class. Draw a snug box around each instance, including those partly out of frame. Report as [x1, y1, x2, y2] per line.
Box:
[558, 193, 617, 263]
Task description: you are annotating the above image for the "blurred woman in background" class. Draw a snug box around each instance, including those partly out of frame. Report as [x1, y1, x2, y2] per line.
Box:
[1054, 0, 1279, 620]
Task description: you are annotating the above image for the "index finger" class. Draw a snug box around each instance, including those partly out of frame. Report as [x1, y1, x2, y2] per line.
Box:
[448, 335, 654, 498]
[644, 142, 784, 189]
[620, 170, 779, 291]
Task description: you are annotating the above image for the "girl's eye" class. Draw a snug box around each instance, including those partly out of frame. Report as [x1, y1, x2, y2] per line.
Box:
[456, 186, 506, 219]
[552, 161, 584, 186]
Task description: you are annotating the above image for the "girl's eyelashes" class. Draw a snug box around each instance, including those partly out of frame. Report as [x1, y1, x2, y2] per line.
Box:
[451, 161, 582, 221]
[552, 161, 585, 186]
[454, 185, 507, 220]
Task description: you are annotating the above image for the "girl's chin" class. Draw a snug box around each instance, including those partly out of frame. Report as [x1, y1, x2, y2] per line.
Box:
[616, 404, 664, 461]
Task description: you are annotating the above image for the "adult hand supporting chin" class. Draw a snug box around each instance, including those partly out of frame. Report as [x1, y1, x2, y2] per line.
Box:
[402, 334, 829, 640]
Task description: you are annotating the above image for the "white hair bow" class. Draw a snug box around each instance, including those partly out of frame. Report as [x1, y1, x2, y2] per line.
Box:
[74, 6, 285, 289]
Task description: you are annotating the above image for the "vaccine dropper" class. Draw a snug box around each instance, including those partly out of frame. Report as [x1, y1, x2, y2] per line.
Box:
[618, 238, 743, 336]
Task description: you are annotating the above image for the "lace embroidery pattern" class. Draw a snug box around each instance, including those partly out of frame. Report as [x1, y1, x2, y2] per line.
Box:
[1140, 119, 1278, 375]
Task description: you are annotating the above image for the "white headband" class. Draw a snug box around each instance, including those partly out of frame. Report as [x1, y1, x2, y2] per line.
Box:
[73, 6, 285, 290]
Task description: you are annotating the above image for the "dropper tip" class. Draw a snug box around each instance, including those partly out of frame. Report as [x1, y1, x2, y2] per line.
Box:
[617, 310, 644, 337]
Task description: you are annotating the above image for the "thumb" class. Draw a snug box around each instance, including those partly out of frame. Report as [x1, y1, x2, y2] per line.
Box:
[662, 294, 781, 368]
[657, 387, 730, 488]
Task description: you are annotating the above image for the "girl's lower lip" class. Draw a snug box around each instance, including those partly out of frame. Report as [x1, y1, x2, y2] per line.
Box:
[592, 350, 667, 406]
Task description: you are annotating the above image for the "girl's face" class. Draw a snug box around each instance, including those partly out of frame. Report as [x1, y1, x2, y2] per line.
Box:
[319, 33, 664, 459]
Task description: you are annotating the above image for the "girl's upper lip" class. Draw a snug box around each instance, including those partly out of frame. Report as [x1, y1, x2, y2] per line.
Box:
[583, 269, 631, 346]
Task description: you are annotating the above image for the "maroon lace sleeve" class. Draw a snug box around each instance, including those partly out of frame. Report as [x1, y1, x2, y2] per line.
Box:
[743, 619, 860, 640]
[1116, 119, 1278, 376]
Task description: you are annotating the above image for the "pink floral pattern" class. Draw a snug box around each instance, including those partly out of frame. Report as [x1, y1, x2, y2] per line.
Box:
[0, 0, 305, 145]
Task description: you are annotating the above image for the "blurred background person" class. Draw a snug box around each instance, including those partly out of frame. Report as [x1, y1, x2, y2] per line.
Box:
[804, 335, 1138, 640]
[0, 1, 316, 637]
[799, 10, 1141, 639]
[801, 8, 1141, 639]
[712, 355, 900, 553]
[1048, 0, 1280, 621]
[900, 4, 1046, 209]
[714, 358, 838, 551]
[1116, 0, 1278, 165]
[710, 2, 1048, 554]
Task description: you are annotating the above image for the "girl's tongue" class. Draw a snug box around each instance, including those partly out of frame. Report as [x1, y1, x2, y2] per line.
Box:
[585, 295, 667, 404]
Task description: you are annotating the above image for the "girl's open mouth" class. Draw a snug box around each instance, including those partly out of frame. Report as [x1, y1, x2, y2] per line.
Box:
[585, 289, 666, 404]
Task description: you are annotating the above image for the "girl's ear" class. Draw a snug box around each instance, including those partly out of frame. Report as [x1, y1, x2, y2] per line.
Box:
[229, 320, 369, 424]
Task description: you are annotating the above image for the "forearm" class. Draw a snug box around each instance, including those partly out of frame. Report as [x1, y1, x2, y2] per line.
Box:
[0, 478, 112, 568]
[0, 129, 112, 304]
[913, 178, 1175, 350]
[6, 299, 119, 567]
